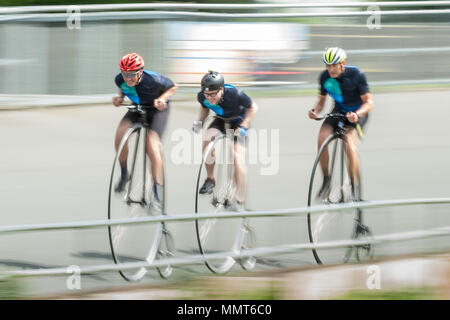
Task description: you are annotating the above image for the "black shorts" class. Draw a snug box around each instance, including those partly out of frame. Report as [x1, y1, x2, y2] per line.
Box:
[122, 104, 170, 138]
[323, 107, 369, 135]
[207, 117, 242, 133]
[207, 117, 248, 145]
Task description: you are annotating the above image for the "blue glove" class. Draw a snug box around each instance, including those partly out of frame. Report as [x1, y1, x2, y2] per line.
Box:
[238, 126, 247, 137]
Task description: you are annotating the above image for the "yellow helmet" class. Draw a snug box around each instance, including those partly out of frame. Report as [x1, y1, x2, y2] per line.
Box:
[323, 47, 347, 65]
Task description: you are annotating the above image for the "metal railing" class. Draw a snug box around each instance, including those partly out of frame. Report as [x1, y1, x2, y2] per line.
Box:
[1, 197, 449, 234]
[1, 197, 450, 277]
[3, 225, 450, 277]
[2, 9, 450, 22]
[1, 2, 449, 97]
[1, 1, 450, 22]
[1, 1, 450, 14]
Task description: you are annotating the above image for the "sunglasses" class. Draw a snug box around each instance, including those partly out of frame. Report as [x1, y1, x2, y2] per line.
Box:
[121, 70, 140, 78]
[203, 90, 220, 98]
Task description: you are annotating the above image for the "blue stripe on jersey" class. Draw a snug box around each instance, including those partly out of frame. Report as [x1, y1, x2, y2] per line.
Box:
[323, 77, 360, 113]
[143, 70, 159, 77]
[224, 84, 235, 89]
[203, 99, 224, 116]
[323, 78, 343, 103]
[120, 82, 140, 105]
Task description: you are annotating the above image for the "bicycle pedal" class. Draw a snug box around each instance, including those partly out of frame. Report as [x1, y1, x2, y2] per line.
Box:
[223, 199, 231, 208]
[357, 223, 370, 233]
[211, 197, 220, 207]
[141, 200, 150, 208]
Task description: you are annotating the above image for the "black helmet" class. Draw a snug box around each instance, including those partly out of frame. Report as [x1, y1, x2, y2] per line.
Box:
[201, 70, 224, 91]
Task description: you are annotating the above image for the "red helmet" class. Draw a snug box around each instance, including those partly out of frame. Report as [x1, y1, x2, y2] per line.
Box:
[119, 53, 144, 71]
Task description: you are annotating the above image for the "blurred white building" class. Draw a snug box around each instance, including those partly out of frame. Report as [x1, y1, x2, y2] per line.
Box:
[164, 21, 310, 84]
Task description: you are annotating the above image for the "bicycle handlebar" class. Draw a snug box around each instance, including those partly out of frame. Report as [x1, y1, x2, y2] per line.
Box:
[119, 103, 150, 114]
[314, 112, 347, 121]
[213, 114, 244, 122]
[119, 103, 140, 108]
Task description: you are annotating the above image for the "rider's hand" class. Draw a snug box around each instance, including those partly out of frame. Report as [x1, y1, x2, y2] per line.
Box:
[112, 96, 123, 107]
[235, 126, 247, 137]
[192, 120, 202, 133]
[308, 108, 318, 120]
[154, 98, 167, 111]
[346, 111, 359, 123]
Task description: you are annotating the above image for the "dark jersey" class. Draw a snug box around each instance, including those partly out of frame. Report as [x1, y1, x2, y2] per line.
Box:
[319, 66, 369, 113]
[197, 84, 252, 118]
[115, 70, 175, 108]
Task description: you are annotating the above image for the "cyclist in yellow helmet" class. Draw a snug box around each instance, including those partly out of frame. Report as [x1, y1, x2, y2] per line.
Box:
[308, 47, 374, 198]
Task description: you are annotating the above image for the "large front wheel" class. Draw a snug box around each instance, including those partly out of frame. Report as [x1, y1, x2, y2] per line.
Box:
[107, 125, 164, 281]
[195, 134, 255, 274]
[307, 135, 362, 265]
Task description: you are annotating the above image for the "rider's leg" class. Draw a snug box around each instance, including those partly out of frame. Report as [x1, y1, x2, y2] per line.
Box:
[203, 127, 221, 179]
[147, 107, 170, 203]
[318, 123, 334, 177]
[115, 118, 134, 168]
[147, 130, 164, 186]
[343, 128, 361, 194]
[114, 118, 134, 191]
[198, 127, 221, 194]
[234, 138, 247, 205]
[146, 130, 164, 203]
[317, 123, 334, 197]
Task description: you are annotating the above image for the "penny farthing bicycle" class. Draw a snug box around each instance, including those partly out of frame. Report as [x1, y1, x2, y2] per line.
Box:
[107, 104, 174, 281]
[194, 115, 256, 274]
[307, 113, 373, 265]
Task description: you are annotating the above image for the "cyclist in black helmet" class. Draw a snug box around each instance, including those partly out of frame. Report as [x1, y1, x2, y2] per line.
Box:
[193, 71, 258, 211]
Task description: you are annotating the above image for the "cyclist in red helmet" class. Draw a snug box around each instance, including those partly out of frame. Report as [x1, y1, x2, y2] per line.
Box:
[112, 53, 178, 202]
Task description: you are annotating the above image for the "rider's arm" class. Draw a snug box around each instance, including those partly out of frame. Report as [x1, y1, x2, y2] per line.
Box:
[195, 92, 210, 123]
[112, 89, 125, 107]
[159, 84, 178, 103]
[240, 102, 258, 129]
[154, 84, 178, 110]
[308, 94, 326, 119]
[236, 89, 257, 129]
[198, 106, 210, 122]
[356, 92, 373, 118]
[346, 93, 373, 123]
[351, 70, 372, 119]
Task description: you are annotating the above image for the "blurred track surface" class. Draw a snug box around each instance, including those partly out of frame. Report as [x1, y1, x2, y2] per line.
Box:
[0, 90, 450, 296]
